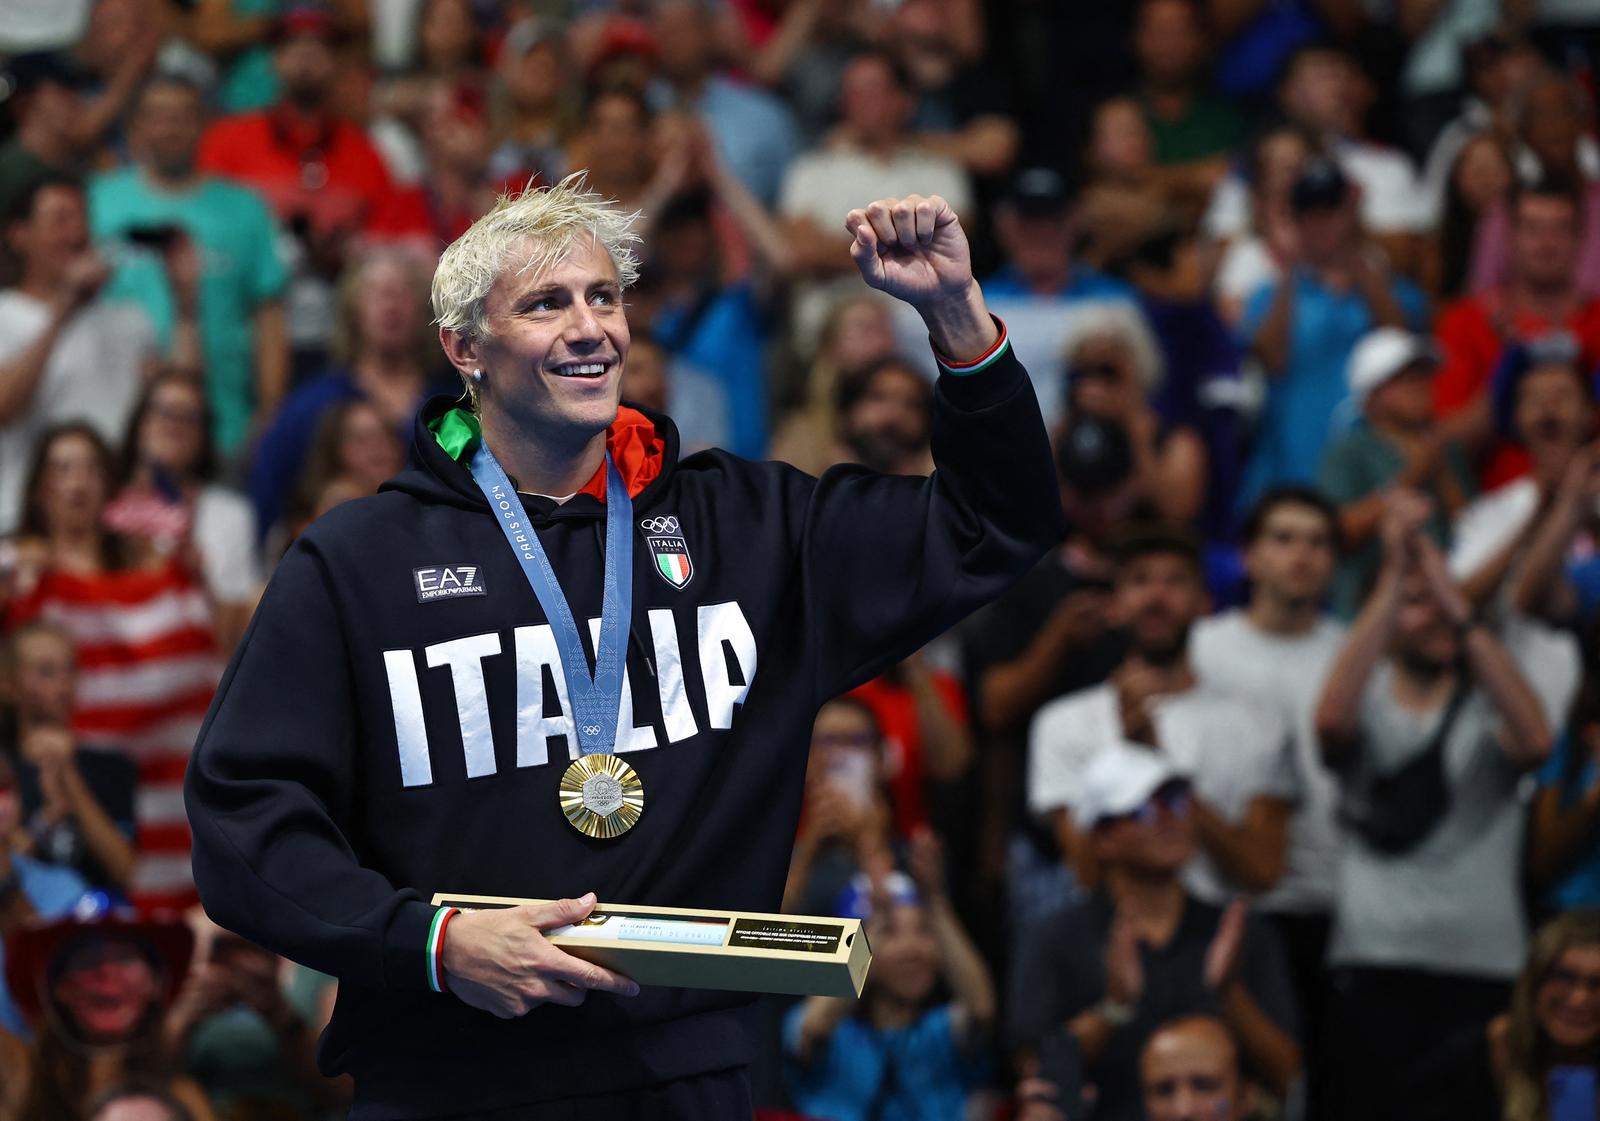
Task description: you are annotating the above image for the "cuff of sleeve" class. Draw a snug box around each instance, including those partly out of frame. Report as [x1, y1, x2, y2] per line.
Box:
[936, 318, 1027, 411]
[382, 898, 443, 992]
[931, 315, 1009, 376]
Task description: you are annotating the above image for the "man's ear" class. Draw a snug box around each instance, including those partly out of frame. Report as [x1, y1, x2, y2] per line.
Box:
[439, 326, 481, 379]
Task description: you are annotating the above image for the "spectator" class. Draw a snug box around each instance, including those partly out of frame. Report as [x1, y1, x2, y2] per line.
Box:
[1190, 487, 1345, 1068]
[1449, 333, 1595, 599]
[1425, 133, 1515, 301]
[1238, 157, 1427, 509]
[485, 17, 574, 188]
[1435, 177, 1600, 490]
[87, 1083, 198, 1121]
[1028, 523, 1296, 903]
[778, 50, 972, 338]
[1412, 911, 1600, 1121]
[277, 398, 404, 543]
[1075, 97, 1171, 276]
[249, 249, 448, 539]
[1060, 302, 1208, 524]
[1320, 328, 1473, 616]
[0, 175, 158, 534]
[0, 621, 137, 897]
[1506, 431, 1600, 633]
[1468, 73, 1600, 298]
[985, 167, 1136, 303]
[650, 0, 800, 207]
[1140, 1015, 1254, 1121]
[166, 919, 349, 1117]
[90, 73, 290, 458]
[1009, 745, 1301, 1121]
[1314, 501, 1556, 1121]
[1213, 124, 1316, 327]
[850, 650, 975, 841]
[4, 424, 219, 915]
[111, 374, 262, 652]
[562, 87, 680, 221]
[617, 333, 730, 454]
[785, 831, 995, 1121]
[1132, 0, 1243, 182]
[196, 2, 427, 370]
[769, 293, 898, 474]
[833, 357, 934, 477]
[0, 750, 93, 1039]
[0, 914, 212, 1119]
[1529, 670, 1600, 913]
[782, 697, 896, 918]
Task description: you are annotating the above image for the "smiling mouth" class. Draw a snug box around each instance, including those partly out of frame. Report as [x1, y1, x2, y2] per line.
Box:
[551, 360, 613, 379]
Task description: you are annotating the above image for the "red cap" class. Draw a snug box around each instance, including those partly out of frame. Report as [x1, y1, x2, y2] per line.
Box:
[273, 3, 346, 45]
[5, 914, 195, 1028]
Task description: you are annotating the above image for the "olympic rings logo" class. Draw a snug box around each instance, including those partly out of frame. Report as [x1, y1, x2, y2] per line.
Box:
[639, 516, 680, 535]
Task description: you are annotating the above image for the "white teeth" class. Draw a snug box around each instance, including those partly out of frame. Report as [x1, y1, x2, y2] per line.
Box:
[555, 362, 608, 377]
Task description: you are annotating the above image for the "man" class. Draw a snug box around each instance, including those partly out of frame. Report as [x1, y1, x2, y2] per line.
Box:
[1320, 329, 1473, 616]
[1189, 487, 1344, 1104]
[0, 176, 158, 532]
[184, 179, 1061, 1117]
[1028, 523, 1296, 903]
[1009, 745, 1300, 1121]
[90, 74, 290, 457]
[1434, 176, 1600, 490]
[1315, 500, 1556, 1121]
[779, 50, 972, 340]
[1239, 157, 1427, 509]
[984, 167, 1139, 304]
[650, 0, 799, 207]
[835, 356, 934, 476]
[1140, 1016, 1253, 1121]
[196, 3, 426, 367]
[1133, 0, 1243, 176]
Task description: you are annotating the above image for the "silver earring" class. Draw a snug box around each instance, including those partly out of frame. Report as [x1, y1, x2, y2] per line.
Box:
[470, 369, 483, 384]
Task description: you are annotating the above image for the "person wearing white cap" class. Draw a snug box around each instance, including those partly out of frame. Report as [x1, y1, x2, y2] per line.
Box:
[1320, 325, 1474, 616]
[1008, 742, 1300, 1121]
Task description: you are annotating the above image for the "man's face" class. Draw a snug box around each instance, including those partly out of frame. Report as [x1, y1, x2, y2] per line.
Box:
[1367, 364, 1437, 431]
[654, 1, 711, 83]
[1515, 364, 1592, 459]
[587, 94, 650, 177]
[1294, 195, 1358, 261]
[1141, 1020, 1248, 1121]
[1282, 52, 1354, 134]
[1245, 503, 1334, 607]
[1524, 78, 1586, 174]
[275, 34, 337, 109]
[1093, 782, 1195, 874]
[1114, 552, 1203, 663]
[1135, 0, 1204, 88]
[459, 237, 630, 445]
[840, 56, 911, 140]
[131, 83, 203, 179]
[1510, 194, 1581, 292]
[9, 184, 89, 270]
[842, 365, 930, 474]
[1393, 571, 1459, 672]
[997, 209, 1073, 286]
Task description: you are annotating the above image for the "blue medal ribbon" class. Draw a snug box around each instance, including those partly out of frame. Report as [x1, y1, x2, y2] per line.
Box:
[470, 441, 633, 757]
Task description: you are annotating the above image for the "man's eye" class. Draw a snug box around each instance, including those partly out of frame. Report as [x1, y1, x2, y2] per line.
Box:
[592, 291, 617, 305]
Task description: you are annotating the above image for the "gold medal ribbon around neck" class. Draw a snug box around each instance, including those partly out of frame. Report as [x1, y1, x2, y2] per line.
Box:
[560, 754, 645, 839]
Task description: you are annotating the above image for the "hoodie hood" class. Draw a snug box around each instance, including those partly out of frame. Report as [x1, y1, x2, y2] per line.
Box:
[383, 395, 676, 515]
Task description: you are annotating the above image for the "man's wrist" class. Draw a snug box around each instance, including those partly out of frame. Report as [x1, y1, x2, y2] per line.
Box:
[427, 906, 459, 994]
[922, 284, 998, 366]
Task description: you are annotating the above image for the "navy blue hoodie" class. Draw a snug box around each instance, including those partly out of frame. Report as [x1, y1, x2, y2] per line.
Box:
[185, 336, 1061, 1117]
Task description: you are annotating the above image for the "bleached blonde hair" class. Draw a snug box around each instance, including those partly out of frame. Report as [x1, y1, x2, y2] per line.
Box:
[431, 172, 643, 346]
[1062, 300, 1166, 394]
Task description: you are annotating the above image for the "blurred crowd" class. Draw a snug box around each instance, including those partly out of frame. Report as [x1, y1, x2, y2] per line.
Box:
[5, 0, 1600, 1119]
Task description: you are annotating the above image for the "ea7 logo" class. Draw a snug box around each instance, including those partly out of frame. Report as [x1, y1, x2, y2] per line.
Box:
[641, 515, 693, 589]
[413, 565, 487, 602]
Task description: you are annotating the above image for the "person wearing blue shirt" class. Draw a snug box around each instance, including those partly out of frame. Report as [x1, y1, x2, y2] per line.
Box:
[983, 168, 1140, 304]
[0, 752, 94, 1038]
[1531, 679, 1600, 914]
[785, 842, 993, 1121]
[1238, 159, 1427, 513]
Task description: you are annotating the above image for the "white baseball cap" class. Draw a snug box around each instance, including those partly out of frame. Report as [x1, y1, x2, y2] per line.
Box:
[1073, 741, 1188, 829]
[1347, 327, 1439, 409]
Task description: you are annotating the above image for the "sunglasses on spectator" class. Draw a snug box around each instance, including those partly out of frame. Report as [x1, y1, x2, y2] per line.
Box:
[1103, 782, 1191, 828]
[1068, 363, 1122, 383]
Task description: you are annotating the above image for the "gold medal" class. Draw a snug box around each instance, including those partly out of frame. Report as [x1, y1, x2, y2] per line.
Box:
[559, 754, 644, 839]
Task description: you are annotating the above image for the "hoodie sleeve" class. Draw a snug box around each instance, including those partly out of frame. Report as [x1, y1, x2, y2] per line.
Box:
[800, 325, 1064, 703]
[185, 540, 440, 992]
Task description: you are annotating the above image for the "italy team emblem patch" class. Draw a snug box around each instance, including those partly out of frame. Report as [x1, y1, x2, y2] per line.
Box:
[641, 515, 694, 589]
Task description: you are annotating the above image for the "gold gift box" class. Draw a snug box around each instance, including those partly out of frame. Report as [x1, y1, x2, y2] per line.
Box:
[432, 894, 872, 998]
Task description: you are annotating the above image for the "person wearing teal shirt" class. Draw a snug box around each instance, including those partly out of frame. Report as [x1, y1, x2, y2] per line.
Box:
[90, 74, 289, 456]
